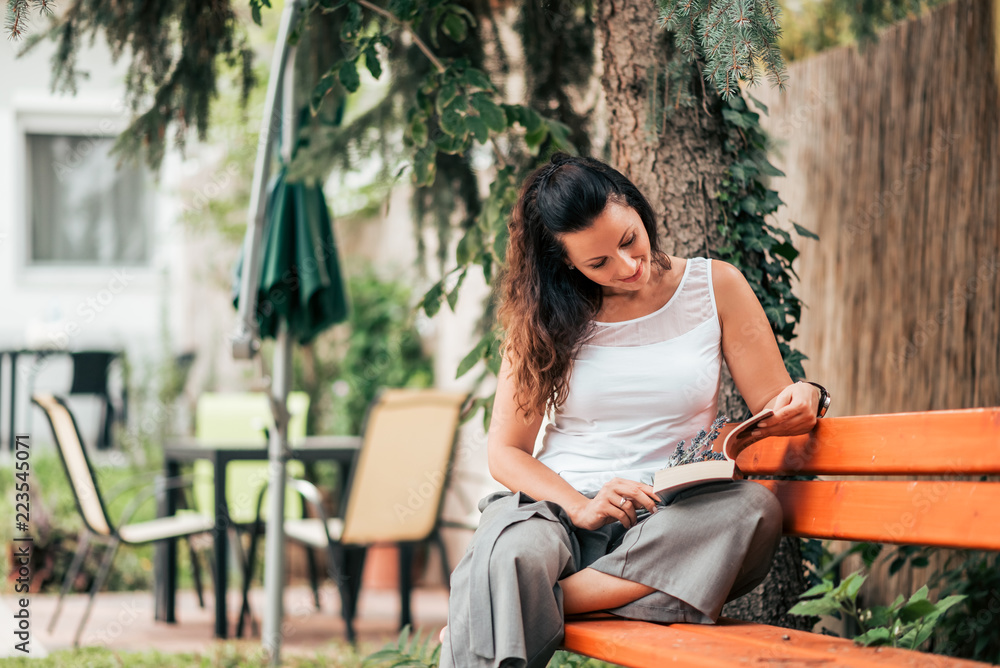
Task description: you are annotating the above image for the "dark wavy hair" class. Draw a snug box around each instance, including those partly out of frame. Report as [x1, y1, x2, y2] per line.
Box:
[498, 153, 671, 418]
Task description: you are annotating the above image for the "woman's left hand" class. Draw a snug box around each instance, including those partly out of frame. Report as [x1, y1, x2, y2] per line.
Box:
[752, 382, 819, 439]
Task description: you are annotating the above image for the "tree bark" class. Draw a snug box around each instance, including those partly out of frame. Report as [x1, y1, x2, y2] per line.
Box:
[596, 0, 810, 630]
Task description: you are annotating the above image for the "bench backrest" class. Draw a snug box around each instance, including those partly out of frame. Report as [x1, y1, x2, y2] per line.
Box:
[738, 407, 1000, 551]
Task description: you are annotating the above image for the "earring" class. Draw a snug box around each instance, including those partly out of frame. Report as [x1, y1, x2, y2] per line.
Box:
[567, 264, 576, 271]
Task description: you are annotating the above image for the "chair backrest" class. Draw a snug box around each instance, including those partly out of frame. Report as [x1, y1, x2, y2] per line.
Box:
[341, 389, 467, 545]
[193, 391, 309, 523]
[195, 392, 310, 444]
[32, 393, 114, 537]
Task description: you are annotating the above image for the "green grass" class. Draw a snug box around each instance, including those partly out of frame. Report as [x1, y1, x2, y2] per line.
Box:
[2, 644, 366, 667]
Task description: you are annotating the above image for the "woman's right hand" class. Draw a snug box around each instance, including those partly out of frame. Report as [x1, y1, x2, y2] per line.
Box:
[570, 478, 661, 530]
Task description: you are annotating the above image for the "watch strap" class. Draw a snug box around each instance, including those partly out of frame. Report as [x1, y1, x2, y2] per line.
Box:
[803, 381, 831, 418]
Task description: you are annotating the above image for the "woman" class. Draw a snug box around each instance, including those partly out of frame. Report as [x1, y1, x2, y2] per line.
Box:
[440, 153, 826, 668]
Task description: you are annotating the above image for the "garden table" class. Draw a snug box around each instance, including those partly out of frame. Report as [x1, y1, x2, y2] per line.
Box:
[154, 435, 361, 638]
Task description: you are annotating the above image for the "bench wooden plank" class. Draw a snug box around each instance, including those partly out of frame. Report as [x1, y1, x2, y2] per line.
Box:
[681, 619, 988, 666]
[755, 479, 1000, 550]
[563, 618, 986, 667]
[563, 618, 760, 667]
[738, 408, 1000, 476]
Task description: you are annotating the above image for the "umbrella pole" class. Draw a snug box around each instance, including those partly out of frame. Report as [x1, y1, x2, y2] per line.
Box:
[255, 1, 300, 664]
[262, 317, 292, 664]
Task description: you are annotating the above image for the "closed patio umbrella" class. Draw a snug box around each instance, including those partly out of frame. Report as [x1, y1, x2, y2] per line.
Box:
[240, 165, 349, 345]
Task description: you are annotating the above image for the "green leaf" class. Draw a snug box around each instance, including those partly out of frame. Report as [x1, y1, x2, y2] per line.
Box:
[436, 81, 459, 115]
[457, 335, 491, 378]
[792, 221, 820, 240]
[471, 94, 506, 132]
[249, 0, 270, 26]
[832, 570, 867, 602]
[310, 71, 338, 114]
[486, 350, 502, 376]
[420, 279, 445, 317]
[364, 46, 382, 79]
[409, 116, 428, 148]
[519, 106, 543, 132]
[462, 67, 494, 91]
[788, 598, 842, 617]
[447, 269, 468, 311]
[771, 241, 798, 263]
[413, 147, 437, 188]
[798, 581, 834, 598]
[763, 305, 784, 326]
[434, 132, 469, 154]
[905, 622, 937, 650]
[441, 12, 468, 43]
[456, 227, 480, 265]
[866, 605, 891, 628]
[493, 226, 509, 263]
[898, 599, 938, 623]
[524, 123, 549, 152]
[502, 104, 522, 127]
[341, 1, 362, 39]
[747, 92, 769, 115]
[757, 159, 785, 177]
[339, 59, 360, 93]
[467, 115, 490, 144]
[906, 585, 930, 604]
[855, 627, 892, 646]
[935, 594, 966, 612]
[730, 164, 747, 184]
[440, 100, 467, 137]
[722, 108, 750, 129]
[547, 120, 573, 151]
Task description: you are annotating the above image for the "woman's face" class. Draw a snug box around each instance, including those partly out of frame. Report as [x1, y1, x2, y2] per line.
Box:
[558, 202, 652, 294]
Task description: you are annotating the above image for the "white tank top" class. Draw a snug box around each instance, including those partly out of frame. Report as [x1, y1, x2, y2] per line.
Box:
[535, 257, 724, 496]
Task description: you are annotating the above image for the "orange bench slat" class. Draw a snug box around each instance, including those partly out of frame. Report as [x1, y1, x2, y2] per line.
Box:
[562, 618, 989, 667]
[681, 619, 988, 666]
[737, 408, 1000, 476]
[754, 479, 1000, 550]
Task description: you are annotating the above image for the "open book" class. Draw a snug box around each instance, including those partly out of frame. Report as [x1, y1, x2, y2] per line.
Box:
[653, 409, 774, 504]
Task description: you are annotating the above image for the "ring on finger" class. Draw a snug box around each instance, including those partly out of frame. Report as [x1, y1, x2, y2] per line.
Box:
[619, 496, 628, 508]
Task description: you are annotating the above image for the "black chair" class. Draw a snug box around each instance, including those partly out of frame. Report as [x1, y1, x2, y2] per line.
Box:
[68, 351, 127, 450]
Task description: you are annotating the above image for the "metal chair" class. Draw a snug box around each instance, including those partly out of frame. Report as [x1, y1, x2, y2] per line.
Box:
[239, 388, 469, 642]
[67, 350, 127, 450]
[32, 393, 216, 646]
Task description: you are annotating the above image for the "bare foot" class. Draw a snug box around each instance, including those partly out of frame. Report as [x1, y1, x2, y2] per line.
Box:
[439, 625, 447, 643]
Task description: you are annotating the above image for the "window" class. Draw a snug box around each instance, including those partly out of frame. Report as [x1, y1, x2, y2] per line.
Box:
[28, 133, 151, 265]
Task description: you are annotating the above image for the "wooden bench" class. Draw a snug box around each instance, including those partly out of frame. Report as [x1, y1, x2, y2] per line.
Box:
[562, 407, 1000, 667]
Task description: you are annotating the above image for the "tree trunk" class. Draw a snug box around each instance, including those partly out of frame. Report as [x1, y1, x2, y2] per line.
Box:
[596, 0, 811, 630]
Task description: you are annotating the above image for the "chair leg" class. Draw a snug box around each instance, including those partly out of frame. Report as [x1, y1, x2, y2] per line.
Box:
[236, 526, 260, 638]
[49, 531, 92, 633]
[398, 542, 414, 631]
[74, 537, 120, 647]
[188, 538, 205, 609]
[432, 529, 452, 589]
[305, 545, 321, 611]
[326, 544, 359, 644]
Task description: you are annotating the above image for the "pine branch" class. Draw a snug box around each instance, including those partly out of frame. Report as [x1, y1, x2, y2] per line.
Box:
[6, 0, 30, 40]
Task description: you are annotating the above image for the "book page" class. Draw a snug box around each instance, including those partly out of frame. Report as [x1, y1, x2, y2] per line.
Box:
[722, 409, 775, 461]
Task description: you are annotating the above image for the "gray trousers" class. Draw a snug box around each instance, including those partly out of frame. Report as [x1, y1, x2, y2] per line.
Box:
[439, 480, 783, 668]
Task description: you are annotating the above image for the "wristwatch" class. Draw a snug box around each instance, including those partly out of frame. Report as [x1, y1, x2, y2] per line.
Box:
[802, 381, 831, 418]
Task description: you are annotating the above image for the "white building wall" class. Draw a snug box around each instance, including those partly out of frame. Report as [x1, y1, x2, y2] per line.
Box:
[0, 36, 185, 447]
